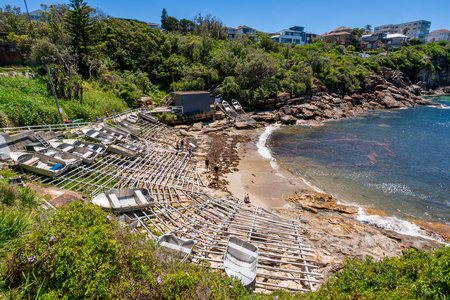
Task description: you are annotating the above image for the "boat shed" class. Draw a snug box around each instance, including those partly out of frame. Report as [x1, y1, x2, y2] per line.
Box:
[172, 91, 211, 114]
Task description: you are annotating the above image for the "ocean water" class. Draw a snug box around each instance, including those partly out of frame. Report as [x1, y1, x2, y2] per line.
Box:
[266, 95, 450, 234]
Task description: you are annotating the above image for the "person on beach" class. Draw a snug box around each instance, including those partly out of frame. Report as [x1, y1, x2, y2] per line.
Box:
[176, 141, 180, 151]
[181, 140, 184, 150]
[244, 193, 250, 205]
[213, 165, 219, 180]
[205, 157, 210, 172]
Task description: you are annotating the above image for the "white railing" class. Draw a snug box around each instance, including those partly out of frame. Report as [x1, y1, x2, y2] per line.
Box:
[0, 108, 148, 134]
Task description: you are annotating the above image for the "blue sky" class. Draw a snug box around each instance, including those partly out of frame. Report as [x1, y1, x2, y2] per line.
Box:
[5, 0, 449, 34]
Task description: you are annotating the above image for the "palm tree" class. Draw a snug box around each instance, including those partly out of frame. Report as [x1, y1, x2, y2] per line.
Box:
[403, 27, 410, 36]
[365, 25, 372, 34]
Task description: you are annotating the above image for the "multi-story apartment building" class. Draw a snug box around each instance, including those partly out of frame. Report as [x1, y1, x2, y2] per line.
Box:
[428, 29, 450, 43]
[374, 20, 431, 42]
[270, 26, 312, 45]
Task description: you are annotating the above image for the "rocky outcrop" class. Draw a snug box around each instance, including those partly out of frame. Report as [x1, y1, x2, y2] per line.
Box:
[288, 191, 359, 215]
[26, 183, 83, 208]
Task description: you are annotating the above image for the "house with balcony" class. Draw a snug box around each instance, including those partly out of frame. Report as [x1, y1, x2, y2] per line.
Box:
[270, 26, 312, 45]
[234, 25, 256, 38]
[361, 33, 408, 51]
[428, 29, 450, 43]
[224, 27, 235, 39]
[322, 26, 352, 46]
[147, 23, 160, 30]
[374, 20, 431, 42]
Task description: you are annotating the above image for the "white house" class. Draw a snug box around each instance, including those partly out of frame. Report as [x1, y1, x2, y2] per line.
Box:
[270, 26, 311, 45]
[428, 29, 450, 43]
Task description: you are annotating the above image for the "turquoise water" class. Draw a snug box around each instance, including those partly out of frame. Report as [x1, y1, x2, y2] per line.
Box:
[268, 96, 450, 226]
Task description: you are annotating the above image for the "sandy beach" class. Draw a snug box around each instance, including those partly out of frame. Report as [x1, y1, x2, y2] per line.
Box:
[224, 129, 314, 209]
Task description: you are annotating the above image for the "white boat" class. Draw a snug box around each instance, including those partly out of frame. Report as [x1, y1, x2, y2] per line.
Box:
[62, 139, 108, 155]
[119, 120, 142, 134]
[50, 141, 98, 164]
[91, 188, 155, 212]
[34, 147, 82, 168]
[137, 111, 159, 123]
[222, 100, 234, 113]
[99, 126, 129, 141]
[224, 236, 258, 290]
[127, 114, 139, 123]
[81, 128, 116, 145]
[231, 99, 243, 111]
[107, 144, 138, 158]
[118, 142, 145, 156]
[156, 234, 196, 263]
[9, 151, 69, 178]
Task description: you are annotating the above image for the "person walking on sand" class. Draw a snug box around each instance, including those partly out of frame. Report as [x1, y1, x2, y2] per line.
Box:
[176, 141, 180, 151]
[181, 140, 184, 150]
[205, 157, 210, 172]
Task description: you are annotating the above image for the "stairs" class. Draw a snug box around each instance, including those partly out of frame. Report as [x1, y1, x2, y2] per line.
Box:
[34, 133, 51, 148]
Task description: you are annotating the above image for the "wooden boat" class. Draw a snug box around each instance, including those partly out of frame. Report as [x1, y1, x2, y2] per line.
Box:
[118, 142, 145, 156]
[99, 126, 129, 141]
[107, 144, 138, 158]
[50, 141, 98, 164]
[224, 236, 258, 289]
[231, 99, 243, 111]
[81, 128, 116, 145]
[127, 114, 139, 123]
[62, 139, 108, 155]
[222, 100, 234, 113]
[34, 146, 82, 168]
[9, 151, 69, 178]
[91, 188, 154, 212]
[156, 234, 196, 263]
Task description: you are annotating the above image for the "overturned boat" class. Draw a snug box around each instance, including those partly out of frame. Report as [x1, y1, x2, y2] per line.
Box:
[107, 143, 139, 158]
[91, 188, 154, 212]
[34, 146, 82, 168]
[9, 151, 69, 178]
[156, 234, 196, 263]
[99, 126, 129, 141]
[224, 236, 258, 290]
[81, 128, 116, 145]
[50, 141, 99, 164]
[137, 111, 159, 123]
[62, 139, 108, 155]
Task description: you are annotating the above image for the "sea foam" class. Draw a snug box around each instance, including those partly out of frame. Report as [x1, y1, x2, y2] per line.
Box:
[256, 124, 280, 170]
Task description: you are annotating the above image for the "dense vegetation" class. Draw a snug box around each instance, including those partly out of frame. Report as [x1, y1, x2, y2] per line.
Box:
[0, 175, 448, 299]
[1, 1, 450, 126]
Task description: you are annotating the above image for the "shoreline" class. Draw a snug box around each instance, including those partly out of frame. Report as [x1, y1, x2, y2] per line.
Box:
[221, 118, 450, 244]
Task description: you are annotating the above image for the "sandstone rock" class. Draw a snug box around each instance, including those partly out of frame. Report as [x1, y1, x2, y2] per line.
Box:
[281, 105, 293, 115]
[252, 113, 278, 123]
[331, 97, 342, 104]
[302, 109, 314, 119]
[234, 121, 255, 129]
[191, 122, 203, 131]
[343, 95, 353, 102]
[175, 125, 189, 130]
[444, 86, 450, 93]
[410, 220, 450, 242]
[380, 93, 403, 108]
[26, 183, 83, 208]
[280, 115, 297, 125]
[408, 85, 422, 95]
[289, 191, 359, 214]
[137, 96, 152, 107]
[323, 109, 334, 119]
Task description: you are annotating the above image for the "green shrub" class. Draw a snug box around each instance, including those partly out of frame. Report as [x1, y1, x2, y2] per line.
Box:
[0, 201, 253, 299]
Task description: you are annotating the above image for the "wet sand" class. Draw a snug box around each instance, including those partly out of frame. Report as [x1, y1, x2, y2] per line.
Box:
[224, 130, 314, 209]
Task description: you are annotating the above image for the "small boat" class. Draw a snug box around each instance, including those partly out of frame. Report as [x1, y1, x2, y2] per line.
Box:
[81, 128, 116, 145]
[231, 99, 243, 111]
[62, 139, 108, 155]
[107, 144, 138, 158]
[119, 120, 142, 134]
[224, 236, 258, 290]
[222, 100, 234, 113]
[156, 234, 196, 263]
[99, 126, 129, 141]
[50, 141, 98, 164]
[137, 111, 159, 123]
[91, 188, 155, 212]
[9, 151, 69, 178]
[34, 147, 82, 168]
[118, 142, 145, 156]
[127, 114, 139, 123]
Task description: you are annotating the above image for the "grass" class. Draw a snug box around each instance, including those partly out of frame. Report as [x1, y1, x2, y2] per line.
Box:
[0, 75, 130, 127]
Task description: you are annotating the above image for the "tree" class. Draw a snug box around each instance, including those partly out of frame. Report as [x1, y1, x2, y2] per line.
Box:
[161, 8, 168, 30]
[403, 27, 410, 36]
[65, 0, 96, 59]
[164, 16, 180, 32]
[408, 38, 423, 45]
[365, 25, 372, 34]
